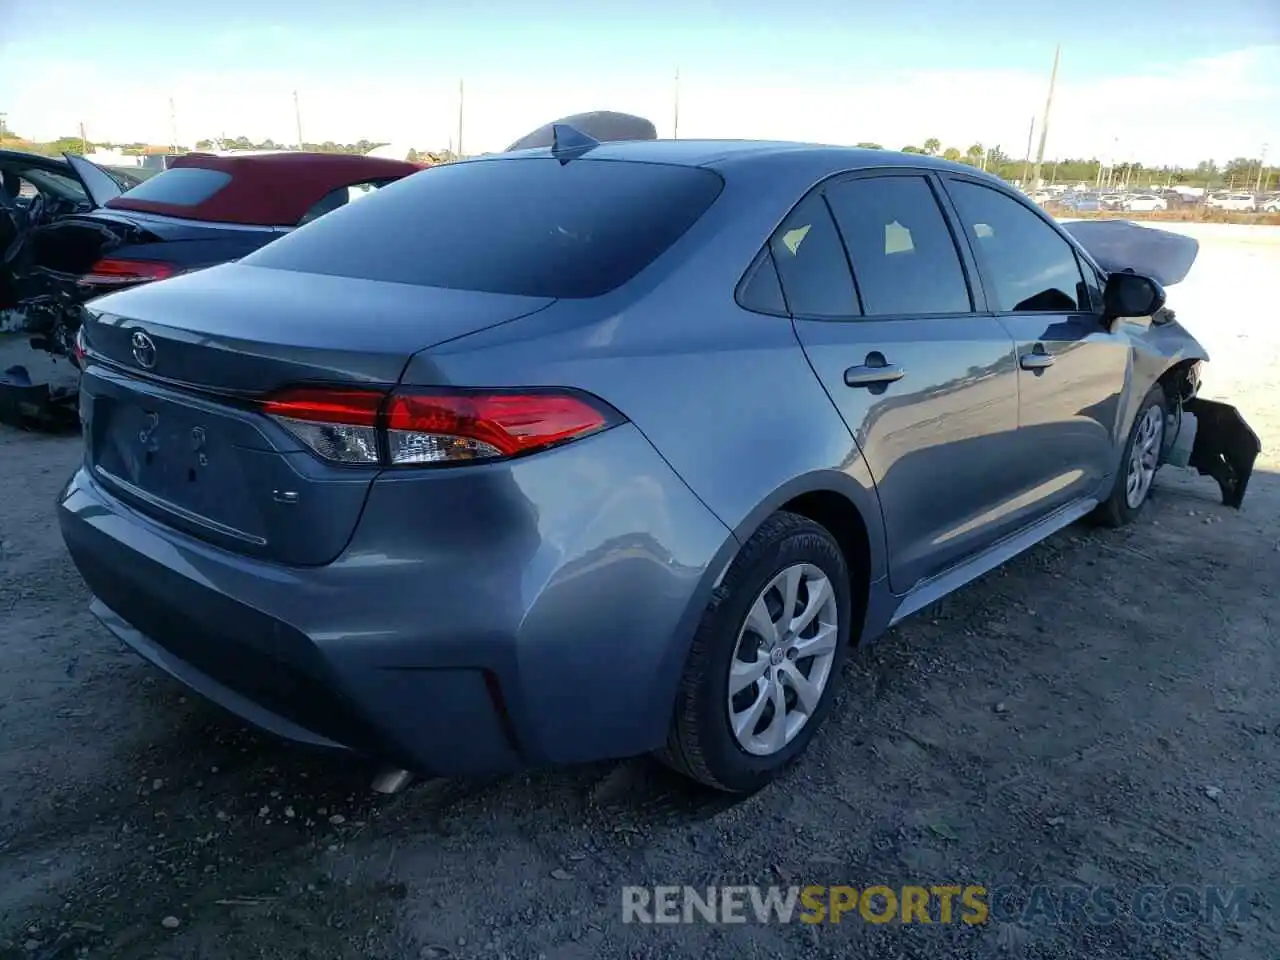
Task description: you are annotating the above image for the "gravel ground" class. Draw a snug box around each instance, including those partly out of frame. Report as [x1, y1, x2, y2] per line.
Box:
[1, 225, 1277, 960]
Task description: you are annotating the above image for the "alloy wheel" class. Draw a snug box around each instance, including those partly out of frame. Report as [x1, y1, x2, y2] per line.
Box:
[1125, 405, 1164, 509]
[727, 563, 839, 756]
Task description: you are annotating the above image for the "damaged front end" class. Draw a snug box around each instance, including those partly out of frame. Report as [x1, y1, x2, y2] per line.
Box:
[1156, 357, 1261, 510]
[1062, 218, 1263, 510]
[1176, 397, 1261, 509]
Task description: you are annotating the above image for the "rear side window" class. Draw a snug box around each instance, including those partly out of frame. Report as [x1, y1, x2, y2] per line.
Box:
[737, 249, 787, 315]
[116, 167, 232, 206]
[246, 158, 724, 298]
[825, 176, 971, 316]
[298, 181, 389, 226]
[768, 193, 859, 318]
[947, 180, 1086, 312]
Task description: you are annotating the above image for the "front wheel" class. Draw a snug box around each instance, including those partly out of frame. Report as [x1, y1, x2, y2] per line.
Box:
[657, 512, 853, 793]
[1094, 385, 1168, 527]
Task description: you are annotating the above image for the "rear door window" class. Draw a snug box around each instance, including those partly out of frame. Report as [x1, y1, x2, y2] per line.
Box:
[115, 167, 233, 207]
[767, 193, 860, 318]
[737, 249, 787, 315]
[824, 176, 971, 316]
[246, 158, 724, 298]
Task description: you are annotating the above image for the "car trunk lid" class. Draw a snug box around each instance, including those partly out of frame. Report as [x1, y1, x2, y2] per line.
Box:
[79, 263, 554, 564]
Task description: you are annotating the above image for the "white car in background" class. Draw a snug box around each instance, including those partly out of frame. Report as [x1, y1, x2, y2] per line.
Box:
[1122, 194, 1168, 212]
[1261, 196, 1280, 213]
[1207, 193, 1257, 211]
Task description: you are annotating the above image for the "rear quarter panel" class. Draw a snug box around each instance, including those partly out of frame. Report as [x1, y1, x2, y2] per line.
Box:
[406, 169, 889, 585]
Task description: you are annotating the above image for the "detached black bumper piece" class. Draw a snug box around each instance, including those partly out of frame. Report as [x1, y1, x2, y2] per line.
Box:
[0, 365, 79, 432]
[1186, 398, 1261, 509]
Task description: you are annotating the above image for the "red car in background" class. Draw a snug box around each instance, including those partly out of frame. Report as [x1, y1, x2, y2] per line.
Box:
[0, 111, 655, 428]
[3, 151, 423, 360]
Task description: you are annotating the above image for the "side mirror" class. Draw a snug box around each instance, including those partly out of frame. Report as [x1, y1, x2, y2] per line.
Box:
[1102, 271, 1166, 320]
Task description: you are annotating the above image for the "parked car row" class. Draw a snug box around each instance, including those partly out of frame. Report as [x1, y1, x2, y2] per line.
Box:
[1030, 185, 1278, 214]
[40, 126, 1259, 792]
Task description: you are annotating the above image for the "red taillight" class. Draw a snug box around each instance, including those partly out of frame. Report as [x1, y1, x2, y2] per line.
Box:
[385, 392, 609, 464]
[262, 387, 384, 464]
[261, 386, 617, 466]
[80, 258, 176, 287]
[73, 325, 87, 365]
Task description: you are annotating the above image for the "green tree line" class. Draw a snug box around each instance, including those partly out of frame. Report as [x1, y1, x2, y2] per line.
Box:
[3, 130, 1271, 189]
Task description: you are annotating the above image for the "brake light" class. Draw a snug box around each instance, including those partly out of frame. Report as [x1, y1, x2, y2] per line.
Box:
[261, 386, 618, 466]
[80, 258, 176, 287]
[73, 325, 87, 365]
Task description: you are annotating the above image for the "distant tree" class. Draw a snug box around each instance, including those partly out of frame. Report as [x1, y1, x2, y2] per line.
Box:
[1223, 157, 1258, 186]
[195, 139, 213, 150]
[901, 145, 922, 154]
[942, 146, 962, 162]
[855, 141, 883, 150]
[965, 143, 984, 165]
[49, 136, 89, 156]
[922, 137, 941, 156]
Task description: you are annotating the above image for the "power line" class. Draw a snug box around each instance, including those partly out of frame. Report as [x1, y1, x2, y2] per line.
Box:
[673, 67, 681, 140]
[456, 79, 464, 159]
[1030, 44, 1060, 188]
[1020, 116, 1035, 186]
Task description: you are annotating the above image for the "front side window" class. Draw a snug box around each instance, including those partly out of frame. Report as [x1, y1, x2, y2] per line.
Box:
[824, 176, 971, 317]
[767, 193, 859, 318]
[947, 180, 1086, 312]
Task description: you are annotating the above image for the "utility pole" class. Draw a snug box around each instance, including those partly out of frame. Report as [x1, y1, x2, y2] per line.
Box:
[1256, 143, 1269, 193]
[168, 97, 178, 153]
[0, 111, 7, 141]
[673, 67, 681, 140]
[1030, 44, 1060, 189]
[456, 79, 464, 159]
[79, 121, 88, 155]
[293, 90, 304, 150]
[1020, 116, 1035, 186]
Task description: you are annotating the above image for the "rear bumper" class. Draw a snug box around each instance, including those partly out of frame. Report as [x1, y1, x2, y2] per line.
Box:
[58, 423, 737, 775]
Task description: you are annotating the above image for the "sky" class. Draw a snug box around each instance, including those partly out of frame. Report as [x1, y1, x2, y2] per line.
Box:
[1, 0, 1278, 166]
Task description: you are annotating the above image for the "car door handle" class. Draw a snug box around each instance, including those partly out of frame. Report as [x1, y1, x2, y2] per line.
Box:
[844, 358, 905, 387]
[1020, 349, 1055, 370]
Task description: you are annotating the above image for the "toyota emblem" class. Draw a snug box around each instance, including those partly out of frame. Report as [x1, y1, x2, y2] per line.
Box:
[131, 331, 157, 369]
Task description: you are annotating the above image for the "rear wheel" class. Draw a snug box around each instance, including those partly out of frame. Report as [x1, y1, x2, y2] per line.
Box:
[1095, 384, 1168, 527]
[657, 512, 852, 793]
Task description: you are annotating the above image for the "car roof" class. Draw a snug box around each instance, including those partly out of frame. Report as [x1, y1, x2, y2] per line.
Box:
[0, 149, 69, 169]
[486, 138, 1009, 188]
[105, 152, 425, 226]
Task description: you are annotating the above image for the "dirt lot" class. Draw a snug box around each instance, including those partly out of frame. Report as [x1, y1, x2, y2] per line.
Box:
[1, 224, 1277, 960]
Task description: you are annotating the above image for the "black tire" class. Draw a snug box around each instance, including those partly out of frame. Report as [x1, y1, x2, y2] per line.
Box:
[656, 511, 854, 793]
[1094, 384, 1169, 528]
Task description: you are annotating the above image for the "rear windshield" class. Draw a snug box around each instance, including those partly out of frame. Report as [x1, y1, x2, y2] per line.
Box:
[115, 167, 232, 206]
[243, 157, 724, 298]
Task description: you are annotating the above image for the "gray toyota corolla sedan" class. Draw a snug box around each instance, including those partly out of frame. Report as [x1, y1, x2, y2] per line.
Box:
[59, 133, 1258, 793]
